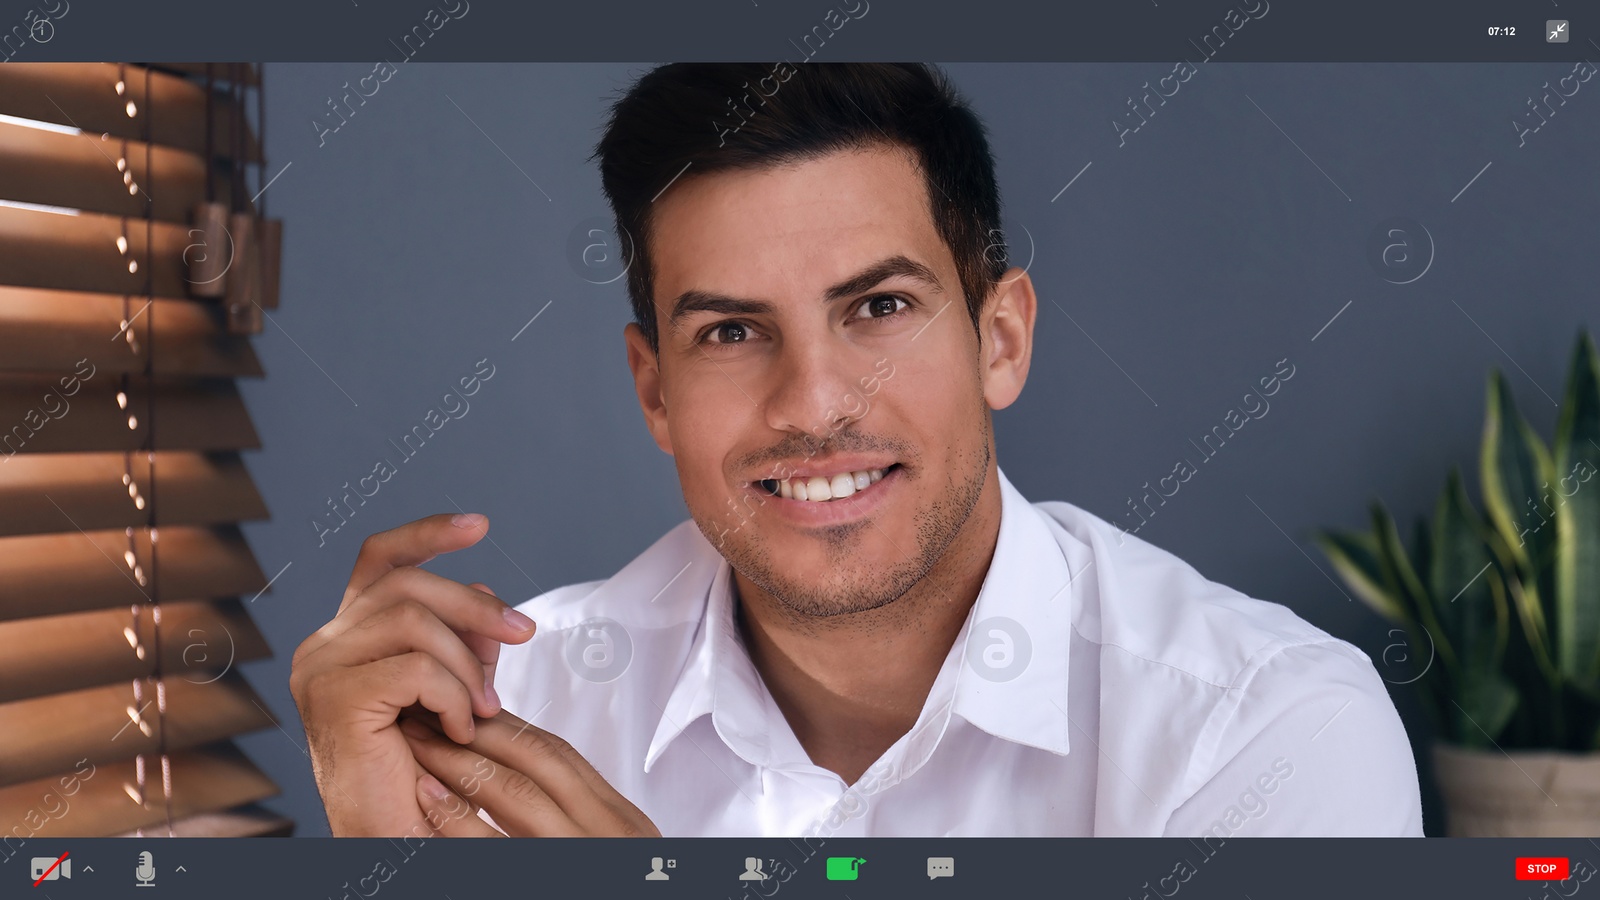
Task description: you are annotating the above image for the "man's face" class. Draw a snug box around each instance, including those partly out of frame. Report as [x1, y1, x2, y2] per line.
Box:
[630, 145, 1015, 617]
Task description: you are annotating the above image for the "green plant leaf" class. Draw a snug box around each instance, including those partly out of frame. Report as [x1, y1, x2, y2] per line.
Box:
[1481, 370, 1556, 573]
[1412, 517, 1433, 598]
[1452, 671, 1520, 749]
[1314, 529, 1412, 623]
[1498, 553, 1561, 687]
[1431, 469, 1511, 701]
[1480, 369, 1559, 691]
[1552, 330, 1600, 684]
[1372, 502, 1457, 674]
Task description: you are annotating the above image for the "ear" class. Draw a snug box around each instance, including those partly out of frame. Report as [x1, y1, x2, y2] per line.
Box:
[624, 322, 675, 455]
[979, 267, 1037, 411]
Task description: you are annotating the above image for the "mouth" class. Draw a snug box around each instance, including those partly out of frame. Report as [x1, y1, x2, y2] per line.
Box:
[755, 463, 902, 503]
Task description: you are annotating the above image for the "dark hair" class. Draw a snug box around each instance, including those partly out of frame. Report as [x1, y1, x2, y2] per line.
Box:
[593, 63, 1007, 351]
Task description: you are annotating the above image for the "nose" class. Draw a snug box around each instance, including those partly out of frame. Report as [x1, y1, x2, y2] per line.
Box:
[761, 334, 872, 441]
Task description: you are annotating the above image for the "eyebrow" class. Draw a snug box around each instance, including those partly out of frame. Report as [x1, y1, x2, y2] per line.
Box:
[666, 254, 945, 325]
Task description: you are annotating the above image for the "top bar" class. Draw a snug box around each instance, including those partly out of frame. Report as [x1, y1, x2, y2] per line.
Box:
[0, 0, 1593, 63]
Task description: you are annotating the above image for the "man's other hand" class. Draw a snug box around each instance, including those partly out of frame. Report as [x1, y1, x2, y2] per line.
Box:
[400, 710, 661, 837]
[288, 513, 537, 836]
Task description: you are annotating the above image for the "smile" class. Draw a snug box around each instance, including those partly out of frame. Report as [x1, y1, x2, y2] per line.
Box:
[758, 464, 900, 502]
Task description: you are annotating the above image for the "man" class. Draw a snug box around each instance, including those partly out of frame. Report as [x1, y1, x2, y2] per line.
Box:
[289, 63, 1423, 838]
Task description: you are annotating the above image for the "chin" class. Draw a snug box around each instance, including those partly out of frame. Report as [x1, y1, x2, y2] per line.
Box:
[729, 534, 931, 619]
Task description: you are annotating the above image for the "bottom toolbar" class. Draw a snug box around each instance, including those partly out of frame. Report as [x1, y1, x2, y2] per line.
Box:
[8, 837, 1598, 898]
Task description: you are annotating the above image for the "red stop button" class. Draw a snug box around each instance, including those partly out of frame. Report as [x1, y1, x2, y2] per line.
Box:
[1516, 858, 1569, 880]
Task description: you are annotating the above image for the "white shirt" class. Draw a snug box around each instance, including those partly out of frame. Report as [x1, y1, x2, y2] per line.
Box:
[494, 469, 1424, 837]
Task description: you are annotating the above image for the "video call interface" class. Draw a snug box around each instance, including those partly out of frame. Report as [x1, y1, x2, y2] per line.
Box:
[1, 1, 1598, 897]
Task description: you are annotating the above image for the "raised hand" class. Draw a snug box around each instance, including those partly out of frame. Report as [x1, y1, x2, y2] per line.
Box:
[288, 513, 536, 836]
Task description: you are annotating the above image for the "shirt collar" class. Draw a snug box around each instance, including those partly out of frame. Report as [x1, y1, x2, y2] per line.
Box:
[643, 555, 779, 774]
[945, 467, 1078, 757]
[641, 467, 1082, 774]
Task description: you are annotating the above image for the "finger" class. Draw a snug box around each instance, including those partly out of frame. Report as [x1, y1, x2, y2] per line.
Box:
[342, 513, 493, 607]
[461, 583, 506, 712]
[404, 708, 639, 824]
[401, 718, 585, 837]
[468, 711, 655, 834]
[415, 772, 502, 837]
[334, 652, 477, 744]
[297, 600, 499, 718]
[338, 566, 536, 648]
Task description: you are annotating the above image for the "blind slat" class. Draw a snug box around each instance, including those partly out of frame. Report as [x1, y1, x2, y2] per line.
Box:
[0, 287, 263, 378]
[0, 204, 207, 300]
[0, 206, 282, 309]
[0, 121, 207, 224]
[0, 525, 268, 621]
[0, 598, 271, 703]
[0, 374, 260, 454]
[0, 742, 278, 838]
[0, 451, 268, 537]
[0, 63, 261, 161]
[0, 674, 275, 787]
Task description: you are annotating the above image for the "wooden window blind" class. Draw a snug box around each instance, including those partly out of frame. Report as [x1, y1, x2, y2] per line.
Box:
[0, 63, 291, 840]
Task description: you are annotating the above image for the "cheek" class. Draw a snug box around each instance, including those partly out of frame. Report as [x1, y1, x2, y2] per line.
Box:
[664, 377, 754, 487]
[884, 350, 981, 440]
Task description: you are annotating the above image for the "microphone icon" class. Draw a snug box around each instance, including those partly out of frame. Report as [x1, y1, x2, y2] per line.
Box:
[135, 851, 155, 887]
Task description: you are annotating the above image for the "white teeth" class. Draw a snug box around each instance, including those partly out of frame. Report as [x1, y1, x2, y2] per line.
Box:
[769, 468, 887, 502]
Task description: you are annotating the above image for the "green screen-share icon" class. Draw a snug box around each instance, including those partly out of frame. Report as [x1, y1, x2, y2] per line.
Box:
[826, 857, 865, 881]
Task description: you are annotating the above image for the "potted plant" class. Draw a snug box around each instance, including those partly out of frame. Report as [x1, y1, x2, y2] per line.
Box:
[1315, 330, 1600, 836]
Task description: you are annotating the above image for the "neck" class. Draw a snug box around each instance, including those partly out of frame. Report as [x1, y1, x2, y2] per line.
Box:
[732, 463, 1004, 785]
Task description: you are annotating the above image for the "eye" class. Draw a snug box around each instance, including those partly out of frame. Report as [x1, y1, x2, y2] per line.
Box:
[703, 321, 753, 344]
[855, 295, 908, 320]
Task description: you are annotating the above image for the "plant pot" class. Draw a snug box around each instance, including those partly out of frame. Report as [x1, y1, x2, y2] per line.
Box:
[1433, 742, 1600, 835]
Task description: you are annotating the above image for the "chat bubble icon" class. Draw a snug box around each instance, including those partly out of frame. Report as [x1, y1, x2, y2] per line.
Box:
[927, 856, 954, 880]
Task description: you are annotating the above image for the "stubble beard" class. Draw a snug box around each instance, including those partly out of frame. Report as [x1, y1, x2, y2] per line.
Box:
[703, 439, 991, 623]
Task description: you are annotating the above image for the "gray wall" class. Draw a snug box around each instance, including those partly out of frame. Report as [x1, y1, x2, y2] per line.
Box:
[240, 63, 1598, 835]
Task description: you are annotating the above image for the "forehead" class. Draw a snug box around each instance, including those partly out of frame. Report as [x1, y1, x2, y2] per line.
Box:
[648, 145, 948, 305]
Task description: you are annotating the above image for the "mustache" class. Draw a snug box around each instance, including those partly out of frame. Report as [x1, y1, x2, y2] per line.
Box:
[736, 427, 914, 472]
